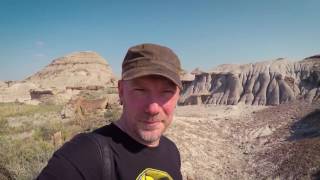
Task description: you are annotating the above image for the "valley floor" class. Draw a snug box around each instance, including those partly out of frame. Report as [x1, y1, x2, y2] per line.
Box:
[167, 101, 320, 180]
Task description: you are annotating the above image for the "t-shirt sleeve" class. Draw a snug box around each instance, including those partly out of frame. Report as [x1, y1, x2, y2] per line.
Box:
[37, 133, 103, 180]
[36, 152, 84, 180]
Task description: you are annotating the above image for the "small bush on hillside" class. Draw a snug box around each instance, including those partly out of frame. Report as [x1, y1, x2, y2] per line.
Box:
[104, 105, 122, 123]
[10, 121, 34, 135]
[33, 121, 64, 141]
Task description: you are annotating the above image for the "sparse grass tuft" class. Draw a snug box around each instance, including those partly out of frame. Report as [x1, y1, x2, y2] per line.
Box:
[33, 121, 64, 141]
[0, 101, 122, 179]
[0, 103, 62, 179]
[0, 136, 54, 180]
[0, 102, 62, 120]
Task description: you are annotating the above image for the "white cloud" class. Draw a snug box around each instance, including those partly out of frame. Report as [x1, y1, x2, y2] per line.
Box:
[34, 53, 46, 58]
[35, 41, 45, 47]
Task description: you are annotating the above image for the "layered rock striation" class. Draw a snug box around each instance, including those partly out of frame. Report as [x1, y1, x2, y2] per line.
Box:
[180, 56, 320, 105]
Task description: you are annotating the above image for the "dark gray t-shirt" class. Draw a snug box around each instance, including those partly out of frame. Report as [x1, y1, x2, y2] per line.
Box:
[37, 123, 182, 180]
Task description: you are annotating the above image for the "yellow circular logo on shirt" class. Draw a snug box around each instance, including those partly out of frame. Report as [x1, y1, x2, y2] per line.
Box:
[136, 168, 173, 180]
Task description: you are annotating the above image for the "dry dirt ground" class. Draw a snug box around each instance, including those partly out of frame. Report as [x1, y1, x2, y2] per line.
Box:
[166, 101, 320, 180]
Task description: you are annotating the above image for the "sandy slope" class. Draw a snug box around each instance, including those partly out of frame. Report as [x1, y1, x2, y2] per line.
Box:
[166, 102, 320, 180]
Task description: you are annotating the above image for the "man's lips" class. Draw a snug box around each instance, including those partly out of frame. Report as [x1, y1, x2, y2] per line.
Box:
[141, 119, 162, 126]
[143, 120, 161, 124]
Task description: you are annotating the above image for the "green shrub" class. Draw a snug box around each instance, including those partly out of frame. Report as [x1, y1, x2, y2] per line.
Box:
[33, 121, 63, 141]
[0, 136, 55, 180]
[0, 119, 9, 135]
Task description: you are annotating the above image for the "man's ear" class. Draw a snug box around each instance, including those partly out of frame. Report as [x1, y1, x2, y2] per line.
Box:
[118, 80, 123, 105]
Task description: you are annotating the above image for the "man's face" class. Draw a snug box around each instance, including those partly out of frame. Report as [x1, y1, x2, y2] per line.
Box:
[118, 75, 180, 146]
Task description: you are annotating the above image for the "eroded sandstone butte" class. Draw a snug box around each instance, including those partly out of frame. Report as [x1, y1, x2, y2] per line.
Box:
[25, 51, 116, 90]
[0, 51, 116, 103]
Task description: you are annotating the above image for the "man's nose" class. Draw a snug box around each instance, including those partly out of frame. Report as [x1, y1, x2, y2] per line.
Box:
[145, 102, 161, 115]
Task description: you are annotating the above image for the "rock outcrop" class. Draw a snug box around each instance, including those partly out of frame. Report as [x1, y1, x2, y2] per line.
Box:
[61, 93, 119, 120]
[0, 51, 117, 104]
[25, 51, 116, 90]
[0, 81, 39, 103]
[180, 56, 320, 105]
[0, 81, 6, 88]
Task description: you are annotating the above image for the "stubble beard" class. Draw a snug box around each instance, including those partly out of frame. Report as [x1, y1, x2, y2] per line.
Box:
[138, 127, 164, 144]
[135, 115, 169, 145]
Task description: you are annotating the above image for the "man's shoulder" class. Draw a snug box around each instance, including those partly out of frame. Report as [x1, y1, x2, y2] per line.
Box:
[37, 125, 116, 180]
[161, 135, 179, 151]
[55, 133, 103, 165]
[56, 123, 116, 160]
[53, 124, 117, 169]
[92, 123, 117, 137]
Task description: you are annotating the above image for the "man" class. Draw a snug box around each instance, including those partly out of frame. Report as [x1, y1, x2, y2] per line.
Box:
[37, 43, 183, 180]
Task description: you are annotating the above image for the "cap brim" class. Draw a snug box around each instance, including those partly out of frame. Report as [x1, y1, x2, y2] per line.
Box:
[122, 66, 182, 89]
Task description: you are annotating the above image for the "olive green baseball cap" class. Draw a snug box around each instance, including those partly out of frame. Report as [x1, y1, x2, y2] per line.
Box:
[122, 43, 182, 89]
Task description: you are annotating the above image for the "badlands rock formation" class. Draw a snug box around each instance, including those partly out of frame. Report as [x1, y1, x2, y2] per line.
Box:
[0, 81, 6, 87]
[25, 51, 116, 90]
[0, 51, 116, 104]
[180, 56, 320, 105]
[0, 81, 39, 103]
[61, 92, 119, 120]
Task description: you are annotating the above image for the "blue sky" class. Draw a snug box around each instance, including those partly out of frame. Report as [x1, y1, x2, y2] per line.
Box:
[0, 0, 319, 80]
